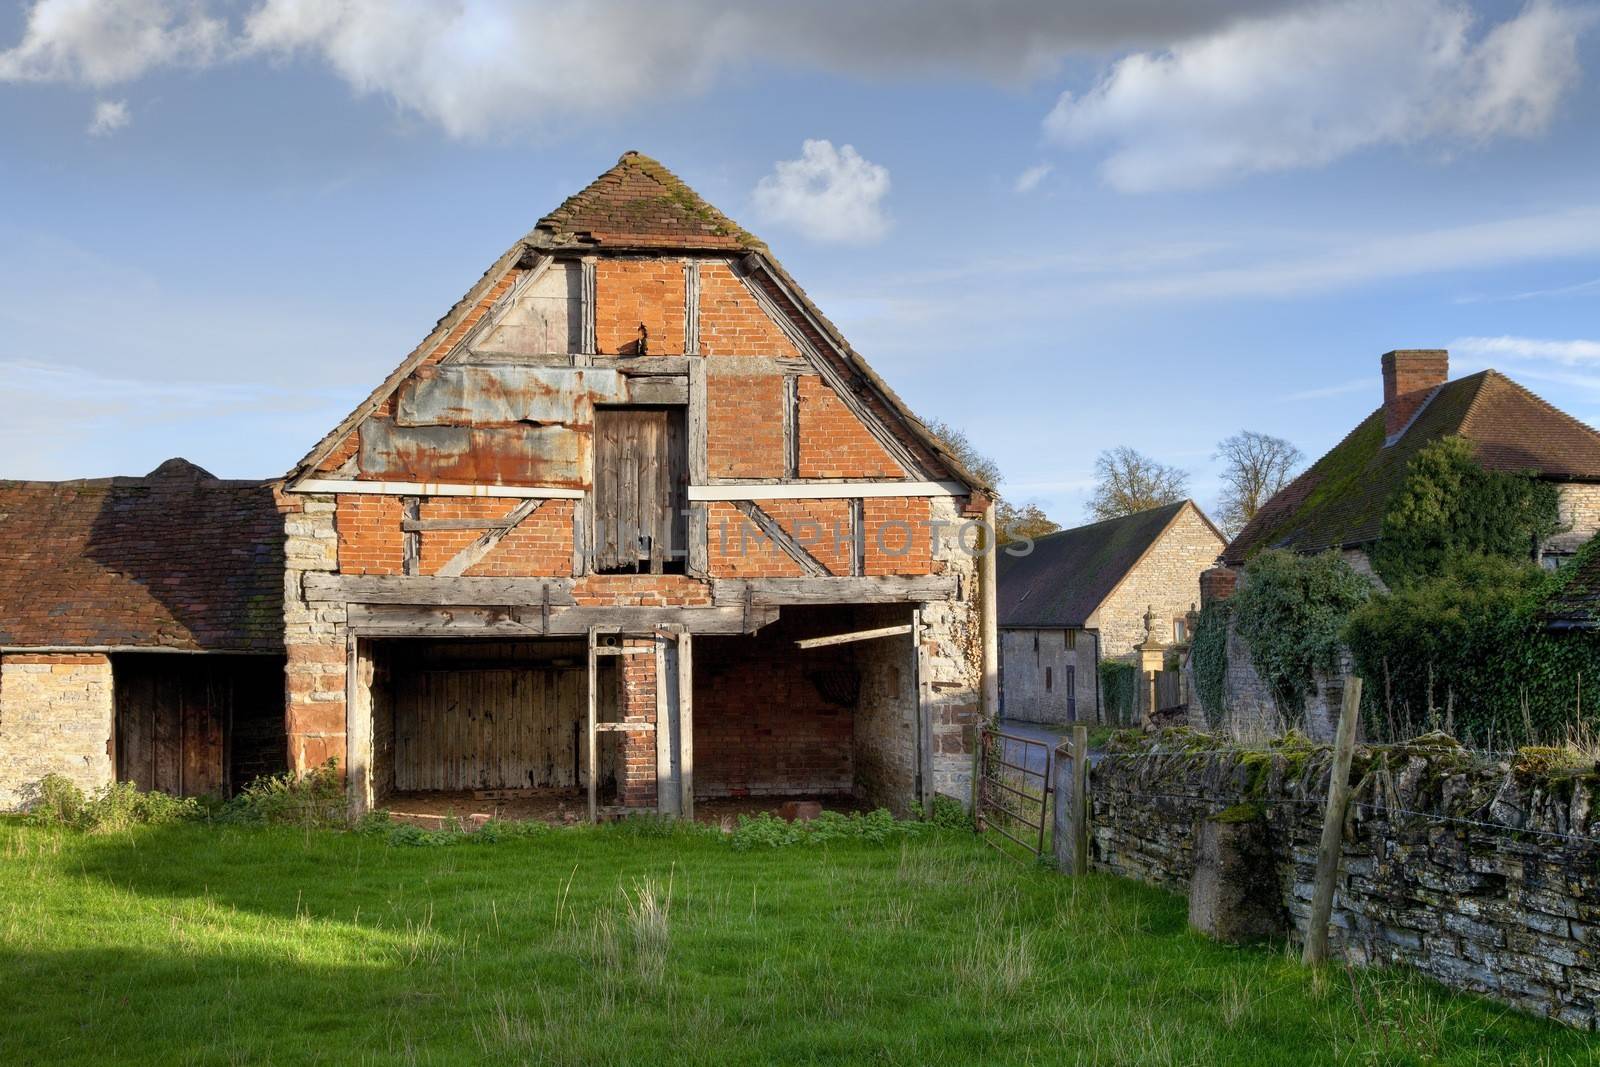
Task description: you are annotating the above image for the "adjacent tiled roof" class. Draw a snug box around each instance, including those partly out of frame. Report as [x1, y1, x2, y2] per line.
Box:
[998, 501, 1208, 628]
[1225, 371, 1600, 564]
[0, 459, 286, 651]
[531, 151, 764, 251]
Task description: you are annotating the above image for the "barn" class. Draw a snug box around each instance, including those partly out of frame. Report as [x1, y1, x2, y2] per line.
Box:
[0, 152, 998, 819]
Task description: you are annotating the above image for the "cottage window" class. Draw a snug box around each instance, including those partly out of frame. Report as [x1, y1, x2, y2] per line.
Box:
[1045, 667, 1053, 692]
[1065, 665, 1076, 720]
[1064, 629, 1075, 650]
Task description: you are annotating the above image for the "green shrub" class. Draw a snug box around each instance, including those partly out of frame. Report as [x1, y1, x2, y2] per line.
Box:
[1373, 436, 1561, 588]
[1232, 549, 1370, 714]
[1189, 601, 1230, 727]
[221, 759, 347, 829]
[924, 794, 974, 831]
[25, 775, 201, 832]
[1100, 660, 1137, 724]
[730, 808, 921, 851]
[1346, 549, 1600, 744]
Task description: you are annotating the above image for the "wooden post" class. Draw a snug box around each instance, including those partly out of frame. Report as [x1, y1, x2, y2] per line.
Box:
[586, 627, 599, 823]
[1069, 724, 1089, 876]
[677, 632, 694, 821]
[1303, 675, 1362, 966]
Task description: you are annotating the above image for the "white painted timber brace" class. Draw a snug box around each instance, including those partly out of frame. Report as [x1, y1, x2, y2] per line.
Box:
[290, 479, 584, 499]
[688, 481, 965, 501]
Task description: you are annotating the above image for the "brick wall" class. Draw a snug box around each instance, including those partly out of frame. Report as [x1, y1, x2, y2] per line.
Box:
[615, 639, 658, 807]
[863, 497, 933, 575]
[597, 259, 685, 355]
[698, 262, 801, 357]
[0, 653, 114, 810]
[797, 376, 904, 479]
[694, 613, 857, 798]
[706, 370, 784, 478]
[1090, 505, 1224, 660]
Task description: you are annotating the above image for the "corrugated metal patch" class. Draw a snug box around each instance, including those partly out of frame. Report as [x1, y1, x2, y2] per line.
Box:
[360, 419, 587, 486]
[397, 366, 625, 427]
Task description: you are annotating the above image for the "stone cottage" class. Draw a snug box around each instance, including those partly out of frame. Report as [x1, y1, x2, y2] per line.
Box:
[996, 501, 1224, 724]
[1205, 348, 1600, 734]
[0, 151, 999, 818]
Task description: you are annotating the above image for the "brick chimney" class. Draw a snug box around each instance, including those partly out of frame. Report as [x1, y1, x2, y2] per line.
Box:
[1381, 349, 1448, 439]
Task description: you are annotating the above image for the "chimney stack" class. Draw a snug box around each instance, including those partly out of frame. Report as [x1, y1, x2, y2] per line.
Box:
[1381, 349, 1448, 439]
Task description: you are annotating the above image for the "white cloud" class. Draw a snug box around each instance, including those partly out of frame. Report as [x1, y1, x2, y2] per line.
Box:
[87, 98, 129, 136]
[1091, 204, 1600, 301]
[1, 0, 1300, 137]
[752, 141, 891, 244]
[1450, 335, 1600, 365]
[1014, 163, 1053, 193]
[1045, 0, 1592, 192]
[0, 0, 226, 86]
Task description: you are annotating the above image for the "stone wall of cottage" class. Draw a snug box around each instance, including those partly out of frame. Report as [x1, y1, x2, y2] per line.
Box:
[999, 628, 1097, 725]
[1090, 506, 1224, 661]
[0, 653, 114, 809]
[1552, 482, 1600, 557]
[282, 492, 348, 775]
[1076, 734, 1600, 1030]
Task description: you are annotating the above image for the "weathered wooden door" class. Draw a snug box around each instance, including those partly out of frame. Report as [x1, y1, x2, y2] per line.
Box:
[592, 407, 687, 573]
[115, 658, 229, 797]
[391, 667, 584, 791]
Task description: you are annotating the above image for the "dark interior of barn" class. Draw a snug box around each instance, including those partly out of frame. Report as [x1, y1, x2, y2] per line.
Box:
[113, 652, 288, 798]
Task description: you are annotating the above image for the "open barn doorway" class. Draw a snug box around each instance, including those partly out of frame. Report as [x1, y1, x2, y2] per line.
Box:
[366, 638, 614, 822]
[691, 604, 925, 820]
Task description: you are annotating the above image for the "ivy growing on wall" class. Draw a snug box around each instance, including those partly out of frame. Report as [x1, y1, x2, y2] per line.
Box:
[1100, 660, 1137, 725]
[1372, 436, 1561, 588]
[1189, 601, 1231, 727]
[1232, 549, 1372, 715]
[1347, 540, 1600, 744]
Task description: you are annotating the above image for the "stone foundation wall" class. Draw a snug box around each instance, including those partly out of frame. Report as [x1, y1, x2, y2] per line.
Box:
[1080, 734, 1600, 1029]
[0, 653, 114, 810]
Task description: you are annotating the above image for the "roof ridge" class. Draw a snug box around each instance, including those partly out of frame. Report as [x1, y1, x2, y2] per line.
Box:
[1033, 499, 1187, 542]
[531, 150, 765, 252]
[1462, 369, 1600, 448]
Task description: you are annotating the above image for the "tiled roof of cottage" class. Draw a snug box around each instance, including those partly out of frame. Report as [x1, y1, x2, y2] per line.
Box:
[1225, 371, 1600, 564]
[998, 501, 1216, 628]
[0, 459, 286, 652]
[531, 151, 764, 251]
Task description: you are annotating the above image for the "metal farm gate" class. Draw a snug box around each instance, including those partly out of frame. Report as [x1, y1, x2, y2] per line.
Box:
[975, 725, 1053, 860]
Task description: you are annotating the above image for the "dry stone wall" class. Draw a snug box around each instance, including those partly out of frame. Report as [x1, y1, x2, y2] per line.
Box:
[1080, 731, 1600, 1030]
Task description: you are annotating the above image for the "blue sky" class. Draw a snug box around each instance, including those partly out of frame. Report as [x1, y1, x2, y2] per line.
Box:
[3, 1, 1599, 527]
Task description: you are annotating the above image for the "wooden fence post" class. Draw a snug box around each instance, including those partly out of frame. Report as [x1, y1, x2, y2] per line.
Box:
[1303, 676, 1362, 966]
[1068, 724, 1089, 876]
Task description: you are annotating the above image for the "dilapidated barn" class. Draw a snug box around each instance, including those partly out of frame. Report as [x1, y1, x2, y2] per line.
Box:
[0, 152, 998, 819]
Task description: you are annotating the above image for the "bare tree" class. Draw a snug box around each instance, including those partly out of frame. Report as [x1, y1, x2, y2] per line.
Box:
[1088, 446, 1189, 521]
[1214, 430, 1303, 538]
[923, 418, 1062, 544]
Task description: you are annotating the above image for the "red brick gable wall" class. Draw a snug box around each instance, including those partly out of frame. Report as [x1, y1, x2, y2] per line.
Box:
[797, 376, 904, 478]
[706, 372, 784, 478]
[596, 259, 685, 354]
[698, 262, 800, 357]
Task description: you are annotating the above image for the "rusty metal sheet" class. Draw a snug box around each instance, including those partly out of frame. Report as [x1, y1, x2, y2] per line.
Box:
[360, 418, 586, 486]
[397, 365, 625, 427]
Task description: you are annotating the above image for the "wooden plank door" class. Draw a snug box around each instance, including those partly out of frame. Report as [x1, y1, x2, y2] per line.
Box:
[592, 407, 687, 573]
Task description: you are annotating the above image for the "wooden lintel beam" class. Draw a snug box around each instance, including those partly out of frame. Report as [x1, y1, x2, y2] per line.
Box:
[712, 575, 958, 606]
[303, 573, 576, 606]
[342, 602, 778, 637]
[794, 623, 913, 650]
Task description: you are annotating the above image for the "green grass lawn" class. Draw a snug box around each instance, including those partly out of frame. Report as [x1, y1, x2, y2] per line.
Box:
[0, 819, 1592, 1066]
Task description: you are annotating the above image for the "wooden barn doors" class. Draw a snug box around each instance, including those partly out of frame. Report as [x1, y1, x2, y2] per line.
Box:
[591, 407, 687, 574]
